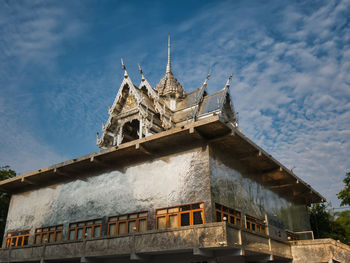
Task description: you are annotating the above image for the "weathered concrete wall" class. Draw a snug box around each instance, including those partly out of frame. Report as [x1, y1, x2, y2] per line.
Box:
[290, 239, 350, 263]
[4, 146, 211, 244]
[209, 147, 311, 232]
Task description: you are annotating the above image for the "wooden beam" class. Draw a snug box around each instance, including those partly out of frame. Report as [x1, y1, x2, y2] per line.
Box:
[188, 126, 209, 140]
[90, 156, 111, 167]
[208, 131, 234, 143]
[21, 177, 36, 185]
[268, 183, 295, 189]
[233, 151, 259, 161]
[53, 168, 72, 178]
[260, 168, 284, 183]
[54, 168, 88, 182]
[135, 143, 153, 155]
[263, 179, 292, 187]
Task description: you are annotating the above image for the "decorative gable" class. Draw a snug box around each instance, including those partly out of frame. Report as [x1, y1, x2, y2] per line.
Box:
[97, 41, 238, 149]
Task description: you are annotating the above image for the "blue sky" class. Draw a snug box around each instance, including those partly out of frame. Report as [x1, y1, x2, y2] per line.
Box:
[0, 0, 349, 207]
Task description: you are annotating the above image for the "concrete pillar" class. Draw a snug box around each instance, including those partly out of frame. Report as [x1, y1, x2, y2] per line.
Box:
[117, 127, 123, 146]
[139, 119, 143, 139]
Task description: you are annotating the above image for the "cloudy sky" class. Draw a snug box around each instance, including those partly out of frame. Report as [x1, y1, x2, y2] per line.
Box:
[0, 0, 349, 207]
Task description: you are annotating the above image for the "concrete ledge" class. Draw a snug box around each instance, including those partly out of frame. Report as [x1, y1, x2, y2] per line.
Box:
[290, 238, 350, 263]
[0, 223, 292, 262]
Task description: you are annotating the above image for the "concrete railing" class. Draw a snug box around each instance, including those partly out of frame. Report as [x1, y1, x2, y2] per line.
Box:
[0, 222, 293, 262]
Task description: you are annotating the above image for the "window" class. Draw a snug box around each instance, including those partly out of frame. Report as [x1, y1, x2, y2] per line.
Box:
[34, 225, 63, 244]
[5, 230, 30, 248]
[245, 215, 266, 234]
[215, 203, 242, 227]
[68, 218, 102, 240]
[108, 212, 148, 235]
[156, 202, 204, 229]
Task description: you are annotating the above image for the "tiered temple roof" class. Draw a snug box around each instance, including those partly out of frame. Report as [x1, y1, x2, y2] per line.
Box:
[96, 37, 238, 149]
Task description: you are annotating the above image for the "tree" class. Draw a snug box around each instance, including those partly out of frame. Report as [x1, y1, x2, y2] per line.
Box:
[337, 172, 350, 207]
[335, 210, 350, 245]
[309, 203, 348, 244]
[0, 166, 16, 244]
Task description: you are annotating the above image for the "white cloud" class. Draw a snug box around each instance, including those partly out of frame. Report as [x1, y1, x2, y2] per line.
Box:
[0, 1, 85, 173]
[1, 0, 349, 209]
[172, 0, 350, 206]
[0, 99, 68, 174]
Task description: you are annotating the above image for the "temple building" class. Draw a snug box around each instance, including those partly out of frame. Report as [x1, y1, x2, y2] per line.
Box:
[0, 37, 349, 263]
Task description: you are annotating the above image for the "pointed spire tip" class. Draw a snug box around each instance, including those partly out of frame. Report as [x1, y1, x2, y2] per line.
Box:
[121, 58, 126, 70]
[225, 72, 233, 88]
[138, 63, 145, 81]
[166, 35, 171, 73]
[203, 73, 210, 86]
[121, 58, 128, 78]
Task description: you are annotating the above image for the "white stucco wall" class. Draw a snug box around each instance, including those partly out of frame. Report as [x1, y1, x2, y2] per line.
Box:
[5, 147, 211, 241]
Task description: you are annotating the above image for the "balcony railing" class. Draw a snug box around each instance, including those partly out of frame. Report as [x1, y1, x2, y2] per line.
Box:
[0, 222, 292, 263]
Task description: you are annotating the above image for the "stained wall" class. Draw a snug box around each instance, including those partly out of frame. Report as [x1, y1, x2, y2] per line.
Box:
[209, 146, 311, 232]
[4, 146, 211, 244]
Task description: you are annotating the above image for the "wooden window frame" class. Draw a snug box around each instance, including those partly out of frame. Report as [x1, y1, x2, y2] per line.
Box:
[245, 215, 266, 234]
[5, 230, 30, 248]
[68, 218, 102, 241]
[215, 203, 242, 227]
[34, 224, 63, 244]
[107, 211, 148, 236]
[155, 202, 205, 229]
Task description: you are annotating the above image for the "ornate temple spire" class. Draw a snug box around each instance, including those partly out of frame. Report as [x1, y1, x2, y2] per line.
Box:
[166, 35, 171, 74]
[156, 36, 185, 99]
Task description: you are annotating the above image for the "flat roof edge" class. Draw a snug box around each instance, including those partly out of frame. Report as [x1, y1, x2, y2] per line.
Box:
[0, 115, 326, 204]
[232, 128, 326, 203]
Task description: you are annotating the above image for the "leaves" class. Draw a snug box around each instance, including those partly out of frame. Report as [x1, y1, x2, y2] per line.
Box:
[337, 172, 350, 207]
[309, 203, 350, 245]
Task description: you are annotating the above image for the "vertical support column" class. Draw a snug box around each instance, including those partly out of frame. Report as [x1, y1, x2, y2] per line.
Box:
[265, 214, 270, 236]
[117, 127, 123, 146]
[265, 214, 272, 253]
[139, 119, 143, 139]
[112, 134, 117, 146]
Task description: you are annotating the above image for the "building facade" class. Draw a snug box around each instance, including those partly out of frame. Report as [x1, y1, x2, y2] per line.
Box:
[0, 38, 349, 263]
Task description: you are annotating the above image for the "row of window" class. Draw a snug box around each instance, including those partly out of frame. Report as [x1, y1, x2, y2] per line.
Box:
[215, 203, 266, 234]
[5, 202, 204, 248]
[156, 203, 204, 229]
[5, 202, 266, 248]
[5, 230, 30, 248]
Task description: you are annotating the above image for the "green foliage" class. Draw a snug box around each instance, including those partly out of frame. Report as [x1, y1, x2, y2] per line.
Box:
[337, 172, 350, 207]
[0, 166, 16, 244]
[309, 203, 349, 245]
[335, 210, 350, 244]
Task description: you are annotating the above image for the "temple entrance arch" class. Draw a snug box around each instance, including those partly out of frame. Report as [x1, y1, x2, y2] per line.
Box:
[121, 119, 140, 144]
